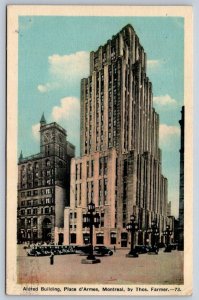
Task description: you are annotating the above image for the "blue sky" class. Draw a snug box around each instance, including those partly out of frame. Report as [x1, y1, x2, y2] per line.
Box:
[18, 16, 184, 217]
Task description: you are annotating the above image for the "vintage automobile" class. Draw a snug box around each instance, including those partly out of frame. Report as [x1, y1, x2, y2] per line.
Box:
[93, 246, 113, 256]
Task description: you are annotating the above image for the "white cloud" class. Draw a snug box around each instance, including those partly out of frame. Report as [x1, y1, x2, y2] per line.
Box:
[147, 60, 160, 68]
[153, 94, 178, 107]
[37, 82, 60, 93]
[52, 97, 80, 122]
[37, 51, 89, 93]
[32, 123, 40, 141]
[159, 124, 180, 146]
[49, 51, 89, 82]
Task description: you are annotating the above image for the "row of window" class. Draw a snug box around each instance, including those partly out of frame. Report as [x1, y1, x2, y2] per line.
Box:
[20, 197, 54, 207]
[21, 179, 54, 189]
[20, 217, 38, 226]
[21, 160, 51, 172]
[20, 206, 54, 216]
[70, 231, 116, 244]
[21, 169, 54, 180]
[21, 188, 53, 198]
[74, 178, 109, 207]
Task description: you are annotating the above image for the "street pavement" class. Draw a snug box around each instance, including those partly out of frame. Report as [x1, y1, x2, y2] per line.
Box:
[17, 246, 183, 285]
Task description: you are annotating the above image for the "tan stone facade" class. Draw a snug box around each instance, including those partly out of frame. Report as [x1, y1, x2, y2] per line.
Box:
[66, 24, 169, 247]
[17, 116, 75, 244]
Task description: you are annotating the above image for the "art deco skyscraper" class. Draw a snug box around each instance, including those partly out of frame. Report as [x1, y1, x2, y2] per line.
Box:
[65, 24, 168, 247]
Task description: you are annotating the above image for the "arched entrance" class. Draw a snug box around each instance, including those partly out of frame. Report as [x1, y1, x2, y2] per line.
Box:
[42, 218, 52, 242]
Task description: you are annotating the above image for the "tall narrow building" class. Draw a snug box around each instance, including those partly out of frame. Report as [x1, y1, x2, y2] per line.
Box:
[65, 24, 168, 247]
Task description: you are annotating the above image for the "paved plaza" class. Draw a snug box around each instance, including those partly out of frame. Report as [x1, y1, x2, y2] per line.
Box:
[17, 246, 183, 285]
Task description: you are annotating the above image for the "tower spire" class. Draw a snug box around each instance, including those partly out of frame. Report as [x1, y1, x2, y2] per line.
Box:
[19, 150, 23, 161]
[40, 112, 46, 126]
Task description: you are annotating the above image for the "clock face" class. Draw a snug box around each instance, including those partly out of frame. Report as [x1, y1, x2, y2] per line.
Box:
[43, 131, 54, 143]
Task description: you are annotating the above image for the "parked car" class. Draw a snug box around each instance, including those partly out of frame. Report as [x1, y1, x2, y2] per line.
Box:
[75, 245, 92, 255]
[147, 245, 159, 254]
[27, 247, 43, 257]
[94, 246, 113, 256]
[134, 245, 149, 254]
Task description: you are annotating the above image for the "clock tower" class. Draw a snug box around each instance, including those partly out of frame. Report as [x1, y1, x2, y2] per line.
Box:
[40, 114, 67, 161]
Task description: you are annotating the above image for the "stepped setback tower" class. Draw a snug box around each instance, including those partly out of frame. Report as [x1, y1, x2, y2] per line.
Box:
[17, 115, 75, 244]
[64, 24, 168, 247]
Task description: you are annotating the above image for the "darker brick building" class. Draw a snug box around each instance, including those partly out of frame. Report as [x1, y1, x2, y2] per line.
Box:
[17, 114, 75, 244]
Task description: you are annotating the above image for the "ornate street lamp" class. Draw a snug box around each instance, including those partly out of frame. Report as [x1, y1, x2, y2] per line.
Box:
[163, 224, 173, 253]
[147, 220, 159, 254]
[82, 201, 101, 264]
[126, 214, 139, 258]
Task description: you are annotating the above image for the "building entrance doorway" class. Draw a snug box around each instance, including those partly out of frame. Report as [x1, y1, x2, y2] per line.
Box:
[42, 218, 52, 242]
[58, 233, 64, 245]
[121, 232, 128, 247]
[83, 233, 90, 244]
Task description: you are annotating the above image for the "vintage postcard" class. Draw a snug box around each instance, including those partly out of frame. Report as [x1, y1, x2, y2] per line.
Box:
[6, 5, 193, 296]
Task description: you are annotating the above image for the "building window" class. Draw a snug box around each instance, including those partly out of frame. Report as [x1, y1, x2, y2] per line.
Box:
[46, 188, 51, 194]
[75, 185, 78, 206]
[99, 157, 103, 176]
[27, 200, 31, 206]
[21, 209, 25, 215]
[46, 170, 51, 176]
[86, 161, 90, 178]
[76, 164, 78, 180]
[45, 145, 50, 156]
[33, 208, 37, 214]
[46, 159, 50, 167]
[79, 184, 82, 205]
[70, 212, 73, 219]
[124, 159, 128, 176]
[91, 160, 94, 177]
[104, 156, 108, 174]
[33, 199, 37, 206]
[99, 180, 102, 206]
[104, 179, 108, 203]
[21, 201, 25, 206]
[21, 192, 25, 198]
[96, 234, 104, 245]
[21, 219, 25, 226]
[46, 198, 50, 204]
[34, 162, 39, 169]
[70, 233, 76, 243]
[45, 207, 49, 214]
[101, 213, 104, 227]
[27, 209, 31, 215]
[27, 218, 31, 225]
[110, 232, 117, 244]
[80, 163, 82, 179]
[33, 190, 38, 196]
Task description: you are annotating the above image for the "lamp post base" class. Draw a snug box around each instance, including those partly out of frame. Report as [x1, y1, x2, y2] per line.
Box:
[164, 246, 172, 253]
[81, 258, 101, 264]
[126, 250, 139, 258]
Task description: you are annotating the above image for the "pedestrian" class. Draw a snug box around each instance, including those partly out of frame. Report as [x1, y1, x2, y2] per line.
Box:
[50, 252, 54, 265]
[114, 245, 116, 252]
